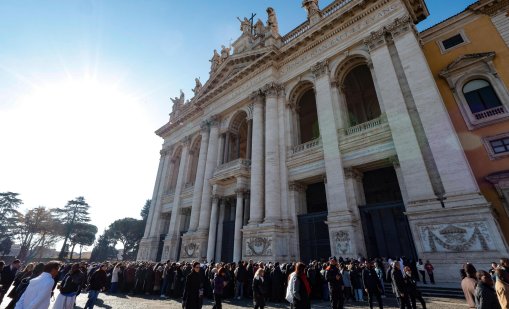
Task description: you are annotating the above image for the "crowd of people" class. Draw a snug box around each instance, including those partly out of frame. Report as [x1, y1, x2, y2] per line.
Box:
[0, 255, 507, 309]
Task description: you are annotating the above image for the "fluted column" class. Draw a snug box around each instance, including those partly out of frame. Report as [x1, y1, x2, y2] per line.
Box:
[206, 196, 220, 261]
[233, 189, 245, 262]
[197, 116, 220, 231]
[263, 83, 282, 224]
[248, 92, 265, 225]
[148, 147, 173, 237]
[188, 123, 210, 232]
[167, 137, 191, 237]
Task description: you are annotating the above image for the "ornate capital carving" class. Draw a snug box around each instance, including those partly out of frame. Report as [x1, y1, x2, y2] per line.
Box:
[246, 103, 254, 120]
[262, 82, 284, 98]
[235, 188, 246, 197]
[208, 115, 221, 127]
[249, 90, 265, 106]
[181, 135, 192, 147]
[311, 60, 329, 78]
[364, 15, 416, 52]
[200, 121, 210, 133]
[387, 15, 416, 39]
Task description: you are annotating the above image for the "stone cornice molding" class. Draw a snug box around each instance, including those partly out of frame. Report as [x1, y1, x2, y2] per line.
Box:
[311, 60, 330, 79]
[469, 0, 509, 16]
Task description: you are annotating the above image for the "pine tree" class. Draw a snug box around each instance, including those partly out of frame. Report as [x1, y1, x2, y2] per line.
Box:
[55, 196, 91, 260]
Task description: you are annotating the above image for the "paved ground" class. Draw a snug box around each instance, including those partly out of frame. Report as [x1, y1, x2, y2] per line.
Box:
[66, 293, 468, 309]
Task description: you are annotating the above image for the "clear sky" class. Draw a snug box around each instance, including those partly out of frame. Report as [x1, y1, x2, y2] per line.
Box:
[0, 0, 476, 248]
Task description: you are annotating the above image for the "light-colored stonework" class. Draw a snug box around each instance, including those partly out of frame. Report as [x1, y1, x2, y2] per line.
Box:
[138, 0, 508, 281]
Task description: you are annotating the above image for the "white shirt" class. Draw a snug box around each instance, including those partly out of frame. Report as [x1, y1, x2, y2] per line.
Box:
[15, 272, 55, 309]
[111, 268, 120, 283]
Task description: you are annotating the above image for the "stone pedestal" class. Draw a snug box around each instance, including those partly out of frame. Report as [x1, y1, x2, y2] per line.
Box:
[179, 231, 209, 262]
[327, 211, 366, 259]
[137, 237, 159, 261]
[407, 199, 509, 282]
[242, 224, 297, 262]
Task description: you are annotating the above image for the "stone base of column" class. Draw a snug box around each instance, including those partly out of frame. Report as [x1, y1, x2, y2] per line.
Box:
[179, 231, 209, 262]
[327, 211, 366, 259]
[407, 196, 509, 282]
[242, 224, 298, 262]
[137, 237, 160, 261]
[161, 235, 180, 262]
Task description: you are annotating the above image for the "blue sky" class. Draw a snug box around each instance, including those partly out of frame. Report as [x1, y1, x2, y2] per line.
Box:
[0, 0, 476, 244]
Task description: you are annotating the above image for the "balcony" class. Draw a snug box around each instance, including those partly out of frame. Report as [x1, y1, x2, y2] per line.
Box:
[211, 158, 251, 184]
[473, 106, 506, 120]
[288, 138, 322, 156]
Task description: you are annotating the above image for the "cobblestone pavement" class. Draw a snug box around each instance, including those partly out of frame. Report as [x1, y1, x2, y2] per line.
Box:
[68, 293, 468, 309]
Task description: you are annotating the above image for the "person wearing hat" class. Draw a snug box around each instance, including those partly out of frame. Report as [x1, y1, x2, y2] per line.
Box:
[325, 257, 345, 309]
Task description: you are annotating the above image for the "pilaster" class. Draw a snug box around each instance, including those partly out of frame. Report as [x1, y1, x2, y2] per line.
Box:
[248, 91, 265, 225]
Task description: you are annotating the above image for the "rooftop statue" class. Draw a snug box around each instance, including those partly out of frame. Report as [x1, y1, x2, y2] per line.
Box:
[254, 19, 265, 37]
[221, 45, 231, 61]
[210, 49, 221, 72]
[302, 0, 320, 18]
[238, 17, 251, 35]
[192, 78, 202, 96]
[266, 7, 279, 37]
[170, 89, 185, 111]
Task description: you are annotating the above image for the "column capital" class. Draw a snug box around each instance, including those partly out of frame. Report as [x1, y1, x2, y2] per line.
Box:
[344, 168, 363, 181]
[246, 103, 254, 120]
[262, 82, 284, 98]
[235, 188, 246, 197]
[181, 135, 192, 147]
[212, 195, 220, 203]
[200, 121, 210, 133]
[311, 60, 330, 79]
[289, 182, 306, 192]
[208, 115, 221, 127]
[249, 90, 265, 104]
[160, 146, 171, 157]
[364, 15, 416, 52]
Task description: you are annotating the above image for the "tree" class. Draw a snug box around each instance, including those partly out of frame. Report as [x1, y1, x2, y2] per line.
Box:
[108, 218, 145, 260]
[15, 207, 60, 261]
[140, 199, 151, 222]
[0, 192, 22, 242]
[68, 222, 97, 260]
[55, 197, 91, 260]
[0, 238, 13, 256]
[90, 232, 117, 262]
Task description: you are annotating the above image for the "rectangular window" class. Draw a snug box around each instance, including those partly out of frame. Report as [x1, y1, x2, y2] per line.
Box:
[442, 34, 465, 50]
[490, 138, 509, 154]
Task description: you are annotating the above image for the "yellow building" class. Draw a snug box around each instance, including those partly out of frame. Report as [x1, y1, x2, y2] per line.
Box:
[422, 0, 509, 241]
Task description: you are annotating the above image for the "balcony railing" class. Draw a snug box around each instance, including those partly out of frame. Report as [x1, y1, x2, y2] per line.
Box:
[216, 159, 251, 172]
[322, 0, 355, 18]
[344, 115, 385, 135]
[473, 106, 506, 120]
[290, 138, 322, 155]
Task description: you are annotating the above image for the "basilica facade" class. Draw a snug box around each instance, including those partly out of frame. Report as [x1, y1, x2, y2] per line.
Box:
[138, 0, 509, 280]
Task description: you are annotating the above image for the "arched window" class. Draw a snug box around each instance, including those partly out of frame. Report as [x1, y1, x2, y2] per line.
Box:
[343, 65, 381, 126]
[297, 89, 320, 144]
[186, 137, 201, 185]
[462, 79, 503, 114]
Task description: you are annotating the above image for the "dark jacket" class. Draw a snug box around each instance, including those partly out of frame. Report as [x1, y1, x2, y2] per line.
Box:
[253, 276, 266, 306]
[183, 271, 203, 309]
[0, 265, 17, 289]
[403, 273, 420, 297]
[60, 270, 85, 294]
[363, 268, 382, 292]
[475, 282, 501, 309]
[292, 274, 311, 309]
[325, 265, 344, 293]
[213, 274, 225, 295]
[391, 269, 407, 297]
[89, 269, 108, 291]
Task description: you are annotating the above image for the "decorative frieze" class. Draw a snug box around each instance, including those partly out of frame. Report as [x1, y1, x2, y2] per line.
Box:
[245, 236, 273, 257]
[419, 222, 495, 253]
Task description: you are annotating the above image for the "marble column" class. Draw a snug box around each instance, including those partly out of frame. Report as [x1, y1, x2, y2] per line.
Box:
[197, 116, 220, 232]
[277, 88, 290, 225]
[246, 120, 252, 159]
[248, 92, 265, 225]
[366, 32, 437, 203]
[144, 148, 170, 238]
[206, 196, 220, 261]
[390, 18, 480, 198]
[188, 123, 210, 232]
[263, 83, 282, 224]
[167, 137, 191, 238]
[148, 148, 173, 238]
[215, 200, 225, 261]
[233, 189, 245, 262]
[217, 133, 225, 166]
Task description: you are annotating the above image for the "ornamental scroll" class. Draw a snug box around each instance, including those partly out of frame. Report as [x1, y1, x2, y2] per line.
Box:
[245, 237, 273, 257]
[420, 222, 495, 253]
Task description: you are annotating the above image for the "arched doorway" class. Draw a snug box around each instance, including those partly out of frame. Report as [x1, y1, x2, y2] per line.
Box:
[297, 89, 320, 144]
[222, 111, 250, 163]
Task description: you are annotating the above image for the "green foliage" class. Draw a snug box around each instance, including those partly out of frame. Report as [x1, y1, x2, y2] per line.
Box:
[0, 192, 23, 239]
[107, 217, 145, 260]
[140, 199, 151, 222]
[0, 238, 13, 255]
[90, 232, 117, 262]
[55, 196, 91, 259]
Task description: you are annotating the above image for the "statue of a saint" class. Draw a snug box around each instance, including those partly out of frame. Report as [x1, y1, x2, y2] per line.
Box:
[237, 17, 251, 35]
[209, 49, 221, 72]
[254, 19, 265, 37]
[220, 45, 231, 61]
[266, 7, 279, 36]
[170, 90, 185, 111]
[302, 0, 320, 18]
[192, 78, 202, 95]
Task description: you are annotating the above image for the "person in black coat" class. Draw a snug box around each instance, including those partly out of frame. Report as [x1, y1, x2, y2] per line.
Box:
[325, 257, 345, 309]
[182, 262, 204, 309]
[363, 261, 383, 309]
[474, 270, 501, 309]
[0, 259, 20, 304]
[391, 262, 411, 309]
[271, 263, 283, 302]
[84, 264, 108, 309]
[252, 268, 266, 309]
[403, 266, 426, 309]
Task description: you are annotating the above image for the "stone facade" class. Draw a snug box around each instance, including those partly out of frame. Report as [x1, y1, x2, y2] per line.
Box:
[138, 0, 509, 281]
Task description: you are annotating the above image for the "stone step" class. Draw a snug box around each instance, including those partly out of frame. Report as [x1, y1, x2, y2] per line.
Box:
[382, 283, 464, 299]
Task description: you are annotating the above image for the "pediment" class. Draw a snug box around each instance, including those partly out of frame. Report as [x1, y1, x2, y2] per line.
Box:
[440, 52, 495, 77]
[192, 48, 273, 102]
